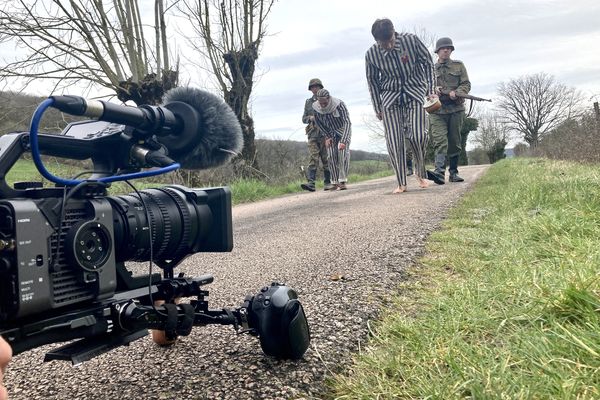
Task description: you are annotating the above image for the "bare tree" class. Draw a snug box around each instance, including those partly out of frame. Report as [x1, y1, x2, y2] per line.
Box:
[471, 110, 510, 163]
[496, 73, 583, 148]
[0, 0, 177, 105]
[180, 0, 276, 175]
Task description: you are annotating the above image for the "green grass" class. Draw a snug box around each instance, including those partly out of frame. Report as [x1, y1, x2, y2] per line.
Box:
[329, 158, 600, 399]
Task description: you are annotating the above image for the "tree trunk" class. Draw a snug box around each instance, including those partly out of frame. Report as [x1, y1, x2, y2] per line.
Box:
[526, 135, 539, 149]
[223, 43, 260, 177]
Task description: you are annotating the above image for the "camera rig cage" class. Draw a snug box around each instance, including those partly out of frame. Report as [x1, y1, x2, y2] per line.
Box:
[0, 94, 310, 364]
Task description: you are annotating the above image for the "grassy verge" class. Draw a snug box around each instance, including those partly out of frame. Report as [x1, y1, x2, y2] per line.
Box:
[329, 158, 600, 399]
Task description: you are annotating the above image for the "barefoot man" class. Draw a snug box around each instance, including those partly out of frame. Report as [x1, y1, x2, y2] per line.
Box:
[365, 18, 438, 193]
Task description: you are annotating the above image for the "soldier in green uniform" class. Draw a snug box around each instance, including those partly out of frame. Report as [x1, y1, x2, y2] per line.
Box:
[301, 78, 334, 191]
[429, 37, 471, 183]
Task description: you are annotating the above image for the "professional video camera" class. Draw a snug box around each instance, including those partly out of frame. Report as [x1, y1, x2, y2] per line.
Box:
[0, 87, 310, 365]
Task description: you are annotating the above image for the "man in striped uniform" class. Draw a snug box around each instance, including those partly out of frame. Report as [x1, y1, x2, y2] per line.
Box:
[312, 89, 352, 190]
[365, 18, 439, 194]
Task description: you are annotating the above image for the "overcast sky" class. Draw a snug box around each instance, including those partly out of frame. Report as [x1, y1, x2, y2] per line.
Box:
[247, 0, 600, 152]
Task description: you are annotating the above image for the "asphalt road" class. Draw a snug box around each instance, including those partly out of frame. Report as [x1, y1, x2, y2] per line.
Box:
[5, 165, 489, 400]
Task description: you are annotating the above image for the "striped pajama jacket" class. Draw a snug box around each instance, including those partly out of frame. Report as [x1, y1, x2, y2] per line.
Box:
[314, 101, 352, 184]
[365, 32, 436, 187]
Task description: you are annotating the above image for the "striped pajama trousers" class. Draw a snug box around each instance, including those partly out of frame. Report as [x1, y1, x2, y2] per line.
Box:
[382, 99, 427, 187]
[327, 136, 351, 184]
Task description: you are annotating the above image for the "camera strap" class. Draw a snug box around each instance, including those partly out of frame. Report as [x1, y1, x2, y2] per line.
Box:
[176, 304, 195, 336]
[163, 303, 179, 340]
[162, 303, 195, 340]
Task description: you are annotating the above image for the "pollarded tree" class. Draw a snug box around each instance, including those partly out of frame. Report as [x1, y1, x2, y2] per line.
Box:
[0, 0, 177, 105]
[180, 0, 277, 175]
[496, 73, 582, 148]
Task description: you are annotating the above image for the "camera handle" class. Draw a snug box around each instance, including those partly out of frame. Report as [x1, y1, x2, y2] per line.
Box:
[35, 278, 310, 365]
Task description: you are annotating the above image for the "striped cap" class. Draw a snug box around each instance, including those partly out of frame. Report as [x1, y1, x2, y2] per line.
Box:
[316, 88, 330, 98]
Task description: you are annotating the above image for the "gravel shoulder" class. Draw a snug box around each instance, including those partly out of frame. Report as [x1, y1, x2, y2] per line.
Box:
[5, 165, 489, 400]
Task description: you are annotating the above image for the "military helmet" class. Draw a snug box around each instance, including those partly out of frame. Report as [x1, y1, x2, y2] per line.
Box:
[435, 37, 455, 53]
[308, 78, 324, 90]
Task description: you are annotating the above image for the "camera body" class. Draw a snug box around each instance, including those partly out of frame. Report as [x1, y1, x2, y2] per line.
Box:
[0, 195, 117, 319]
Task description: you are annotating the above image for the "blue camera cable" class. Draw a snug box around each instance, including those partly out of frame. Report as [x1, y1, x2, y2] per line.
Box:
[29, 98, 180, 186]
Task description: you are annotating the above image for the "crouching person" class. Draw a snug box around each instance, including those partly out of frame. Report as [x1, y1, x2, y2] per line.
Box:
[312, 89, 352, 190]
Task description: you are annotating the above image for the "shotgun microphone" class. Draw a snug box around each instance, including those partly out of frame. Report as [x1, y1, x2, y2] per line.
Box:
[50, 87, 243, 170]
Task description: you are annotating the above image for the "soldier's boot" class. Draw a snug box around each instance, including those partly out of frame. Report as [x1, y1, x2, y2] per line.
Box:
[406, 159, 414, 176]
[323, 170, 335, 191]
[301, 169, 316, 192]
[434, 154, 446, 176]
[448, 156, 464, 182]
[426, 154, 446, 185]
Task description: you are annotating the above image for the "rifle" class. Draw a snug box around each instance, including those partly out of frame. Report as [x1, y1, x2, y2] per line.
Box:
[438, 89, 491, 116]
[439, 89, 491, 102]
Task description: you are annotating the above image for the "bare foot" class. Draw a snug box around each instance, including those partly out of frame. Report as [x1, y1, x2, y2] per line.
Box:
[417, 177, 429, 188]
[392, 185, 407, 194]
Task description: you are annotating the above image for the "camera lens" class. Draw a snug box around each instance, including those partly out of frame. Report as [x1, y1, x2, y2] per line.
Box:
[109, 186, 212, 263]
